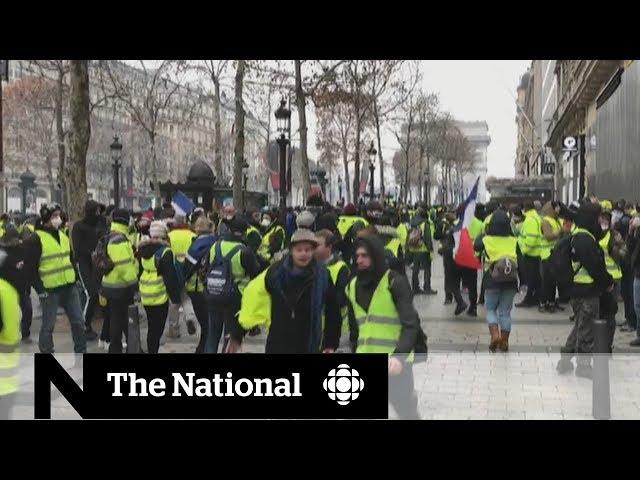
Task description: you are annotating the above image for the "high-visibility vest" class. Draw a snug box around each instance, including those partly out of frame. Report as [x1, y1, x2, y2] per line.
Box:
[385, 238, 402, 258]
[326, 258, 349, 336]
[0, 277, 21, 398]
[481, 236, 518, 272]
[517, 209, 543, 257]
[238, 268, 271, 330]
[209, 240, 249, 294]
[407, 222, 429, 253]
[469, 217, 484, 241]
[346, 270, 401, 354]
[396, 223, 409, 248]
[599, 231, 622, 280]
[0, 221, 5, 238]
[482, 213, 493, 234]
[246, 225, 262, 245]
[539, 216, 562, 261]
[140, 247, 171, 306]
[337, 216, 368, 238]
[35, 229, 76, 289]
[168, 229, 196, 263]
[572, 228, 597, 285]
[101, 223, 139, 295]
[258, 225, 285, 262]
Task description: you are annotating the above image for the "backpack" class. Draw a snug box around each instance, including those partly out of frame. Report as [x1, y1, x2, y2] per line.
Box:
[548, 235, 578, 291]
[92, 233, 118, 277]
[154, 246, 186, 293]
[204, 242, 243, 305]
[490, 257, 518, 283]
[408, 225, 422, 247]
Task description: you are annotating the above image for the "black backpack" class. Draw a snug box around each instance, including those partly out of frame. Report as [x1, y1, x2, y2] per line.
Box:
[548, 235, 578, 291]
[204, 242, 243, 305]
[92, 233, 119, 277]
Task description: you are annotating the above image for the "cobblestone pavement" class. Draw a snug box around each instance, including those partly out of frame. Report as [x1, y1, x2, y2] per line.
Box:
[9, 258, 640, 420]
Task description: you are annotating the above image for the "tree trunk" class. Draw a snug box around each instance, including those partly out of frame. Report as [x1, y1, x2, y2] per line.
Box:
[294, 60, 311, 203]
[232, 60, 246, 211]
[342, 146, 351, 203]
[425, 153, 431, 204]
[149, 132, 162, 205]
[403, 147, 410, 205]
[213, 78, 223, 182]
[374, 102, 385, 198]
[55, 69, 66, 207]
[353, 115, 362, 204]
[44, 153, 55, 201]
[418, 145, 424, 205]
[66, 60, 90, 222]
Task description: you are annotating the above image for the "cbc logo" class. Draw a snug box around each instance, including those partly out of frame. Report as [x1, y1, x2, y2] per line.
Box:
[323, 364, 365, 405]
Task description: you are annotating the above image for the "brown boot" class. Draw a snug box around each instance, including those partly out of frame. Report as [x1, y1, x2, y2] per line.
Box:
[499, 330, 510, 352]
[488, 325, 500, 352]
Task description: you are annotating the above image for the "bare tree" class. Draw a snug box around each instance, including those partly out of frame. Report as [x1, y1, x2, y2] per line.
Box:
[392, 89, 419, 204]
[65, 60, 91, 221]
[101, 60, 201, 203]
[232, 60, 246, 210]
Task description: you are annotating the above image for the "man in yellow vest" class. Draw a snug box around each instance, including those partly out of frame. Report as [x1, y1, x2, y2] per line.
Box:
[346, 233, 426, 419]
[34, 204, 87, 354]
[516, 201, 543, 308]
[166, 214, 197, 338]
[204, 217, 261, 353]
[99, 209, 139, 353]
[557, 203, 613, 378]
[314, 229, 354, 351]
[407, 208, 437, 295]
[0, 248, 21, 419]
[336, 203, 369, 267]
[539, 201, 564, 313]
[257, 211, 286, 266]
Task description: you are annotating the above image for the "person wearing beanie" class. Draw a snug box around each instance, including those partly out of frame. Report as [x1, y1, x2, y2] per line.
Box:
[557, 203, 614, 378]
[136, 221, 182, 353]
[345, 233, 426, 419]
[337, 203, 369, 268]
[165, 212, 197, 339]
[202, 216, 261, 353]
[231, 228, 340, 354]
[33, 203, 87, 354]
[182, 216, 217, 353]
[71, 199, 104, 341]
[98, 208, 139, 353]
[296, 210, 316, 230]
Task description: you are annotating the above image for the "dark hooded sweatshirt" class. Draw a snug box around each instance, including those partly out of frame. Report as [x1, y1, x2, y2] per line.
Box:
[71, 200, 103, 296]
[347, 235, 427, 354]
[570, 205, 613, 298]
[136, 239, 182, 305]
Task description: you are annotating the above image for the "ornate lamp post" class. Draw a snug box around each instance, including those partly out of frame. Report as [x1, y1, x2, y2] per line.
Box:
[110, 135, 123, 209]
[367, 141, 377, 200]
[274, 98, 291, 224]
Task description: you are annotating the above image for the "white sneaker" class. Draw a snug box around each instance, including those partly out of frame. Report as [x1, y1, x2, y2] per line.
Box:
[103, 341, 110, 352]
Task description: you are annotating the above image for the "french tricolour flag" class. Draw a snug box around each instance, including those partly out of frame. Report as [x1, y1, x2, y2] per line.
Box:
[172, 190, 195, 217]
[453, 177, 482, 270]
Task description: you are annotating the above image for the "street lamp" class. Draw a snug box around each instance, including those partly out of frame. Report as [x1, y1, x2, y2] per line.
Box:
[337, 175, 343, 205]
[367, 141, 376, 200]
[110, 135, 123, 209]
[274, 98, 291, 224]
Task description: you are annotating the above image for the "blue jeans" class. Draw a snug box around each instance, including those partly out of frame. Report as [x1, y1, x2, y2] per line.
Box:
[633, 278, 640, 337]
[39, 284, 87, 354]
[485, 288, 516, 332]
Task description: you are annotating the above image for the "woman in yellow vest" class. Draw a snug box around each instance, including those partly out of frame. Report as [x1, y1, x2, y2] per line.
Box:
[34, 204, 87, 354]
[474, 210, 519, 352]
[137, 221, 182, 354]
[345, 234, 426, 419]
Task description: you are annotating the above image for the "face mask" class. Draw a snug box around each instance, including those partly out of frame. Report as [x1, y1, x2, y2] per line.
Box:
[51, 217, 63, 229]
[261, 218, 271, 227]
[601, 223, 609, 231]
[225, 215, 234, 221]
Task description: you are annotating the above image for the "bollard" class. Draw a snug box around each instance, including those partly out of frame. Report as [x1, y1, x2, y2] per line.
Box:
[592, 319, 611, 420]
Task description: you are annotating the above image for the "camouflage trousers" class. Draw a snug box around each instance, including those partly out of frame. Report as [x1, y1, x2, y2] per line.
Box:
[561, 296, 600, 365]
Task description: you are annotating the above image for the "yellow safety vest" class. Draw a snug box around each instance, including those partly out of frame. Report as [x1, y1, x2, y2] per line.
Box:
[209, 240, 250, 294]
[482, 213, 493, 234]
[258, 225, 285, 262]
[572, 228, 597, 284]
[396, 223, 409, 249]
[337, 216, 369, 238]
[0, 277, 21, 397]
[599, 231, 622, 280]
[468, 217, 484, 241]
[238, 268, 271, 329]
[346, 270, 401, 354]
[407, 222, 429, 253]
[539, 216, 562, 261]
[246, 225, 262, 244]
[168, 228, 196, 263]
[101, 223, 139, 295]
[36, 229, 76, 289]
[326, 258, 349, 336]
[385, 238, 402, 258]
[518, 209, 543, 258]
[481, 236, 518, 272]
[140, 247, 171, 306]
